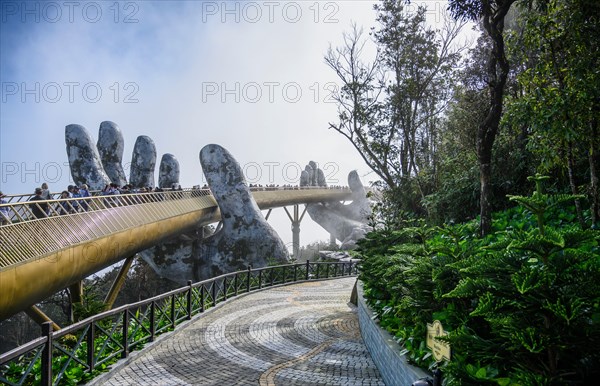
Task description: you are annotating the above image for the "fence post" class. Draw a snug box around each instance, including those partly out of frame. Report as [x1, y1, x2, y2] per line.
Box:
[258, 269, 263, 289]
[294, 264, 298, 282]
[247, 265, 252, 293]
[234, 273, 239, 296]
[41, 322, 52, 386]
[187, 280, 193, 320]
[305, 260, 310, 280]
[223, 277, 228, 301]
[211, 281, 217, 307]
[150, 301, 156, 341]
[171, 295, 176, 329]
[326, 263, 330, 278]
[122, 310, 129, 359]
[87, 322, 95, 373]
[200, 285, 206, 312]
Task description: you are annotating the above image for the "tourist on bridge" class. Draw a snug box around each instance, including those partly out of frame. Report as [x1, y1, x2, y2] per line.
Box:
[71, 186, 81, 212]
[57, 191, 72, 215]
[0, 191, 9, 225]
[40, 182, 51, 200]
[79, 184, 91, 211]
[29, 187, 48, 219]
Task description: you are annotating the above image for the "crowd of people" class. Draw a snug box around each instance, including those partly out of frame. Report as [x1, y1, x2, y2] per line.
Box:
[0, 182, 349, 224]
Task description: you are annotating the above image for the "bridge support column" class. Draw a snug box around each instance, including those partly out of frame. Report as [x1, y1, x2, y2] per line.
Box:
[104, 255, 136, 310]
[283, 204, 307, 259]
[329, 233, 337, 248]
[68, 281, 83, 322]
[25, 305, 61, 331]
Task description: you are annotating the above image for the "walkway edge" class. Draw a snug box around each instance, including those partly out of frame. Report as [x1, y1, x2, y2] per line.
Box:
[357, 280, 430, 386]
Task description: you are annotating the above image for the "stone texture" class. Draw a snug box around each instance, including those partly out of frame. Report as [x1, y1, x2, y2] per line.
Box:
[194, 144, 290, 279]
[300, 164, 372, 250]
[65, 124, 111, 190]
[158, 153, 180, 189]
[129, 135, 156, 188]
[97, 121, 128, 187]
[357, 281, 430, 385]
[89, 278, 385, 386]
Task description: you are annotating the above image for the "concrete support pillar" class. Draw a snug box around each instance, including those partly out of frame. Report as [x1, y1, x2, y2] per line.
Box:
[68, 280, 84, 322]
[68, 281, 83, 304]
[103, 255, 136, 310]
[284, 204, 307, 259]
[329, 233, 337, 248]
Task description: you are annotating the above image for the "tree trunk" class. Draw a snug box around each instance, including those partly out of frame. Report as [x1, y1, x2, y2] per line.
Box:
[477, 0, 515, 236]
[567, 142, 585, 228]
[479, 157, 493, 236]
[589, 120, 600, 228]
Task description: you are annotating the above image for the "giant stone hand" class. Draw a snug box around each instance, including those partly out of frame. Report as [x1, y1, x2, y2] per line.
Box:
[300, 162, 372, 250]
[66, 121, 174, 189]
[66, 123, 289, 284]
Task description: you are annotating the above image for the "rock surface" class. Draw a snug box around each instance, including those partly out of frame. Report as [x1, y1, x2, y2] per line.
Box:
[300, 163, 372, 250]
[65, 124, 111, 190]
[129, 136, 157, 188]
[193, 144, 290, 279]
[158, 153, 180, 189]
[97, 121, 128, 187]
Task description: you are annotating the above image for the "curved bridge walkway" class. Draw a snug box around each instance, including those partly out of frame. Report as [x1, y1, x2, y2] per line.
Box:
[90, 277, 384, 386]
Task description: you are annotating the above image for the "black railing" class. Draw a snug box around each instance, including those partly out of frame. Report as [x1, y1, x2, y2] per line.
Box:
[0, 261, 357, 386]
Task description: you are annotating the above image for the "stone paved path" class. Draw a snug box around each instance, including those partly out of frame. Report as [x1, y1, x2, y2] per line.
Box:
[96, 277, 385, 386]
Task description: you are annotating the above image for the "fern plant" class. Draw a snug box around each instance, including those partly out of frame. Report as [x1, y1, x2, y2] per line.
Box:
[445, 175, 600, 385]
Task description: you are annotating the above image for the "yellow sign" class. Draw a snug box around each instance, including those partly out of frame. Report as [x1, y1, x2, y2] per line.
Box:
[426, 320, 451, 362]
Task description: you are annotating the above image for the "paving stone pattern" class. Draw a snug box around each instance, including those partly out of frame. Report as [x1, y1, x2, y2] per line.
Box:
[100, 278, 385, 386]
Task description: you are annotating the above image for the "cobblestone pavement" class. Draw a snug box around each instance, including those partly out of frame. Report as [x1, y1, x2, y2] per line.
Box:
[97, 277, 385, 386]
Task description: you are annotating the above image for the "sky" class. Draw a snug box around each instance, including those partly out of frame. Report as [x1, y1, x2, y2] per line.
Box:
[0, 0, 462, 250]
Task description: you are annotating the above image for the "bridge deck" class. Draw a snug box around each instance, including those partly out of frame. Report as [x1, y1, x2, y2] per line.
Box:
[88, 277, 384, 386]
[0, 188, 352, 319]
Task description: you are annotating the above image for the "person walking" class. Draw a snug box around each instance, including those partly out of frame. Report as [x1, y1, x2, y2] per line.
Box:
[29, 187, 48, 219]
[0, 191, 9, 225]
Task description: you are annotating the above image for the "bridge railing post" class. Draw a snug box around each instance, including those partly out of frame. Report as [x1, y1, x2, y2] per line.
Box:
[41, 321, 53, 386]
[305, 260, 310, 280]
[122, 310, 129, 359]
[87, 322, 95, 373]
[234, 273, 239, 296]
[150, 301, 156, 341]
[247, 265, 252, 292]
[187, 280, 193, 320]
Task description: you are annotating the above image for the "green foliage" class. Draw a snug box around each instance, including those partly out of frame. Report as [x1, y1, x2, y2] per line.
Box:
[359, 176, 600, 384]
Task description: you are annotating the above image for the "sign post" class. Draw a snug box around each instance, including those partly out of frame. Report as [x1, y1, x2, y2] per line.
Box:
[426, 320, 450, 386]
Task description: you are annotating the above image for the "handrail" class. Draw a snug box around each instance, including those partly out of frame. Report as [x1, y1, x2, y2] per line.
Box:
[0, 186, 354, 321]
[0, 189, 216, 269]
[0, 261, 358, 386]
[0, 186, 350, 269]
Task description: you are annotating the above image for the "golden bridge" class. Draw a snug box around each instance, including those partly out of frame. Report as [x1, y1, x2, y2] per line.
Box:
[0, 187, 352, 321]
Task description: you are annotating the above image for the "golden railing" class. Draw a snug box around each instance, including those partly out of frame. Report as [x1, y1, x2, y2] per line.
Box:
[0, 187, 352, 269]
[0, 189, 216, 269]
[0, 186, 352, 319]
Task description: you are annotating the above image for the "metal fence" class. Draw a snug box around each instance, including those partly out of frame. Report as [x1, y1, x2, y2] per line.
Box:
[0, 260, 358, 386]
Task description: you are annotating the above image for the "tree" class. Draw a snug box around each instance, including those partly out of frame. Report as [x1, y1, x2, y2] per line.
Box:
[448, 0, 517, 235]
[504, 0, 600, 228]
[326, 1, 465, 215]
